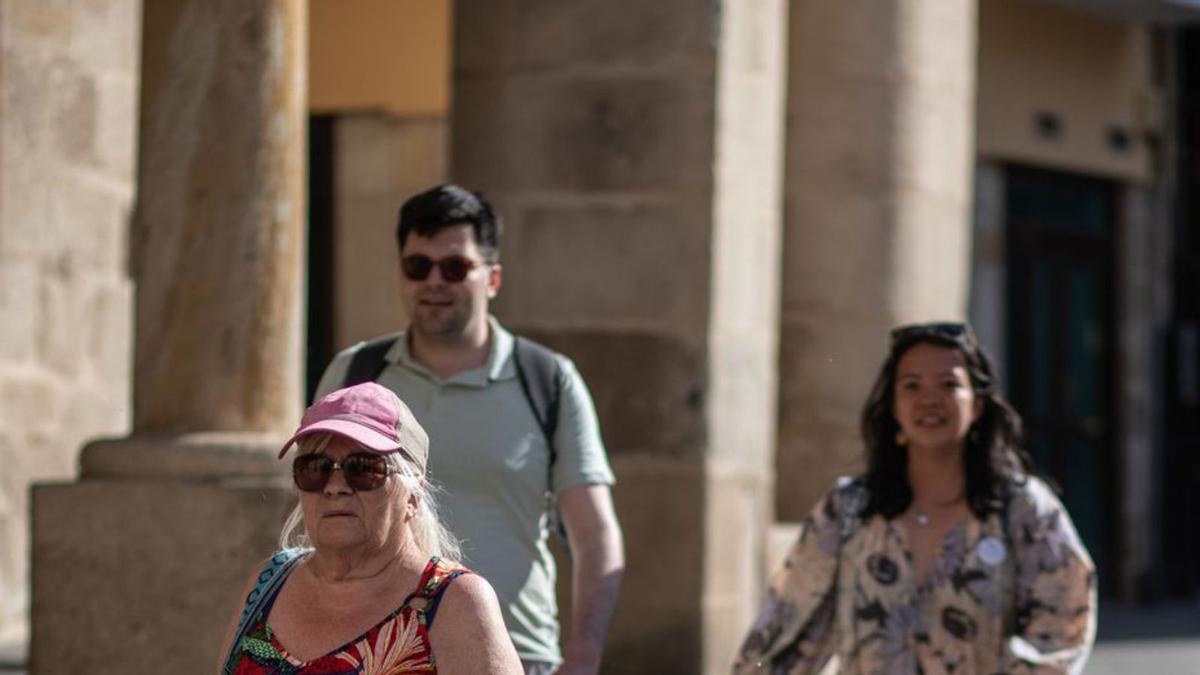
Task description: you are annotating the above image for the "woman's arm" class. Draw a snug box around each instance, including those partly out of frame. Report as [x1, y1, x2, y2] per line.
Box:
[1000, 477, 1098, 675]
[429, 572, 523, 675]
[732, 485, 849, 674]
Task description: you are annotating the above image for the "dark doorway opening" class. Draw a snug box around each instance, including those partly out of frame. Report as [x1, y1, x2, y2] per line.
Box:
[307, 115, 336, 403]
[1005, 165, 1119, 598]
[1163, 28, 1200, 600]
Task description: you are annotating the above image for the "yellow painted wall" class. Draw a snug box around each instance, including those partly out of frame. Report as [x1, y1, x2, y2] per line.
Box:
[976, 0, 1155, 182]
[309, 0, 450, 116]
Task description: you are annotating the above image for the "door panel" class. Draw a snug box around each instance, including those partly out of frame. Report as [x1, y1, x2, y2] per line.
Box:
[1006, 166, 1117, 597]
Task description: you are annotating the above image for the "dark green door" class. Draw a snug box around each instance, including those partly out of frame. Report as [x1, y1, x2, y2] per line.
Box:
[1005, 167, 1117, 597]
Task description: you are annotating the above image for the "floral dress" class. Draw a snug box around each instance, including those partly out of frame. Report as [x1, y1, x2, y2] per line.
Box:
[230, 556, 469, 674]
[733, 476, 1097, 675]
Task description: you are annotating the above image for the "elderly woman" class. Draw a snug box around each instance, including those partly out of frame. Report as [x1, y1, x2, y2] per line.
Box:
[219, 382, 522, 674]
[734, 322, 1097, 674]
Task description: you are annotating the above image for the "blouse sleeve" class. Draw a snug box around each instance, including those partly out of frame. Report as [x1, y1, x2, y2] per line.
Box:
[999, 476, 1098, 675]
[732, 483, 851, 675]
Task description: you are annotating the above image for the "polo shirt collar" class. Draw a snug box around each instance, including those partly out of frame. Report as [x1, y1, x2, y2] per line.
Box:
[385, 316, 517, 385]
[485, 317, 518, 381]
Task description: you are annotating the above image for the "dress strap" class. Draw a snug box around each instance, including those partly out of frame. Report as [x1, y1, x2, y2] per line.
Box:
[221, 548, 306, 675]
[402, 556, 469, 629]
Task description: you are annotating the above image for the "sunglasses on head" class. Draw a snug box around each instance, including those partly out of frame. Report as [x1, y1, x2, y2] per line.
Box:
[400, 254, 483, 283]
[889, 321, 974, 346]
[293, 451, 399, 492]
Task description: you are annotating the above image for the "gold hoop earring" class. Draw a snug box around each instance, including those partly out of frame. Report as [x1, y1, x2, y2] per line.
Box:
[895, 431, 908, 447]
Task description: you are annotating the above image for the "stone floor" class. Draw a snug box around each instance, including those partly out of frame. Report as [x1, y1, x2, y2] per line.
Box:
[1089, 638, 1200, 674]
[1087, 600, 1200, 674]
[0, 641, 22, 675]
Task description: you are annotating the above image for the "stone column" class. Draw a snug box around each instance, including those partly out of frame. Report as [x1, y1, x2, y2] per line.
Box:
[452, 1, 786, 672]
[775, 0, 978, 521]
[30, 2, 305, 673]
[1116, 184, 1170, 599]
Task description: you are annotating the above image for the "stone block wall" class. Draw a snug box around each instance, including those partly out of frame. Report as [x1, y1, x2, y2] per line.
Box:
[775, 0, 977, 522]
[0, 0, 139, 647]
[333, 113, 447, 350]
[453, 2, 787, 670]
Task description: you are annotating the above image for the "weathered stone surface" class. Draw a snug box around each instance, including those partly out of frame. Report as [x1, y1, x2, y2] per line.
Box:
[31, 479, 293, 674]
[776, 0, 976, 521]
[0, 436, 25, 650]
[1115, 185, 1163, 599]
[35, 265, 89, 379]
[333, 114, 447, 348]
[80, 433, 292, 482]
[91, 74, 140, 182]
[454, 1, 786, 671]
[62, 0, 142, 74]
[516, 328, 707, 459]
[0, 375, 62, 441]
[131, 0, 306, 434]
[707, 0, 786, 478]
[703, 464, 773, 672]
[775, 317, 873, 522]
[0, 2, 140, 646]
[0, 259, 38, 362]
[19, 0, 306, 664]
[600, 457, 706, 673]
[452, 75, 715, 194]
[86, 281, 134, 384]
[455, 0, 711, 76]
[494, 199, 712, 332]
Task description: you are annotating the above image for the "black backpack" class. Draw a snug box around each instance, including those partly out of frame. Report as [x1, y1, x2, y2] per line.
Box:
[339, 334, 569, 544]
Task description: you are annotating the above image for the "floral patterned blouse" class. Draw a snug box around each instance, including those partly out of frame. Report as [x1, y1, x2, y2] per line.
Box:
[733, 476, 1096, 675]
[231, 556, 469, 674]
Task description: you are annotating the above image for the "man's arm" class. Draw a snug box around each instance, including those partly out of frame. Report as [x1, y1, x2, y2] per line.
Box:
[557, 483, 624, 675]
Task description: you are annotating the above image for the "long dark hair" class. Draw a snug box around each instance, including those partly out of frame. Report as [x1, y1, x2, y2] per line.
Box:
[859, 323, 1035, 520]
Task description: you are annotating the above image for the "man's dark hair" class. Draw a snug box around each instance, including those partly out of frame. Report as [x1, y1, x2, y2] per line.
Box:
[396, 184, 501, 261]
[859, 324, 1038, 521]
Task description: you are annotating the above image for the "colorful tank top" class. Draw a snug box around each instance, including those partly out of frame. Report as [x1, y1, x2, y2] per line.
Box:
[230, 556, 469, 674]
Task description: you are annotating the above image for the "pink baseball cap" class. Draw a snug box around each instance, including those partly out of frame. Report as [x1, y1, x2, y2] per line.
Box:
[278, 382, 429, 474]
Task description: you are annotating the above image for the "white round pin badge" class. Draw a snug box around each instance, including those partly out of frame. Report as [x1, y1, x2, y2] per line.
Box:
[977, 537, 1007, 566]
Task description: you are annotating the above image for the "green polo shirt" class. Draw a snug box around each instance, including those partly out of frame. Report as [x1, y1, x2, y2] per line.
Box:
[314, 317, 615, 664]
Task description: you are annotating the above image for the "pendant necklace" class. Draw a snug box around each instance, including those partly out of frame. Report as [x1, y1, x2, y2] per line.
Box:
[913, 492, 965, 527]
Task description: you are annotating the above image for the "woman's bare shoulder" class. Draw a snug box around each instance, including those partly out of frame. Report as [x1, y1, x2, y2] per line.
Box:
[429, 569, 522, 674]
[438, 570, 501, 615]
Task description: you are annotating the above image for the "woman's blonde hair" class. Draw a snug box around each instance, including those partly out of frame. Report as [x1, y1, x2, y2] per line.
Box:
[279, 433, 462, 563]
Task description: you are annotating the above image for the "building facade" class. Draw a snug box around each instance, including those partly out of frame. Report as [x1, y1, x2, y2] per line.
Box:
[1, 0, 1197, 672]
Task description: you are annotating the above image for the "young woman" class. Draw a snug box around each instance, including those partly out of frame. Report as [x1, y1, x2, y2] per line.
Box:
[734, 322, 1096, 674]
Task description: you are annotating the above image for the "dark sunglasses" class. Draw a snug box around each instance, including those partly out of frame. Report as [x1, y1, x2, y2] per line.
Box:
[400, 254, 483, 283]
[293, 452, 399, 492]
[889, 321, 975, 346]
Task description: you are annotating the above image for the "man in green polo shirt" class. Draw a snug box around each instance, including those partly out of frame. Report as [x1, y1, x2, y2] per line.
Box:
[314, 185, 624, 675]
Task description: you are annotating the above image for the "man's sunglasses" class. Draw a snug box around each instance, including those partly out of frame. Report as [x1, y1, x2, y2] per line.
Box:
[400, 254, 484, 283]
[293, 452, 399, 492]
[889, 321, 975, 346]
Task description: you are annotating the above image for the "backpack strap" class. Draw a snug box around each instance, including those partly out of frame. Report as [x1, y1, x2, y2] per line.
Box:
[341, 334, 401, 389]
[512, 336, 563, 459]
[221, 549, 306, 674]
[511, 336, 568, 547]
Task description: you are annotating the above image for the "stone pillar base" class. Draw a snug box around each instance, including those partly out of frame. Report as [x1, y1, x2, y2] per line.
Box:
[30, 437, 293, 674]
